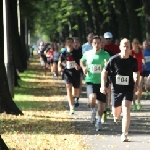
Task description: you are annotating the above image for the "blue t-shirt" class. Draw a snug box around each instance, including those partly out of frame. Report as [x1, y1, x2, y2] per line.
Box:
[143, 49, 150, 71]
[61, 48, 67, 52]
[82, 42, 93, 54]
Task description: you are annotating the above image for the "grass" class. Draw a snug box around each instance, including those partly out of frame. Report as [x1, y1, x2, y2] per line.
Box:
[0, 56, 85, 150]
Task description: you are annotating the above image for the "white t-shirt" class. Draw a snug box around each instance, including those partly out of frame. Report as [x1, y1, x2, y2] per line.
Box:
[38, 45, 44, 54]
[53, 51, 60, 61]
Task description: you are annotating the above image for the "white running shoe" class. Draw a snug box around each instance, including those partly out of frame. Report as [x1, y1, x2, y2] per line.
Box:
[95, 121, 102, 131]
[90, 113, 96, 124]
[121, 133, 129, 142]
[69, 108, 75, 115]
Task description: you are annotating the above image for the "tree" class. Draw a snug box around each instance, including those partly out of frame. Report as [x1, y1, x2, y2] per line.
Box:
[1, 0, 23, 115]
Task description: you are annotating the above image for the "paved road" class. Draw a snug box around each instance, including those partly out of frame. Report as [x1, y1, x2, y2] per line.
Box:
[58, 79, 150, 150]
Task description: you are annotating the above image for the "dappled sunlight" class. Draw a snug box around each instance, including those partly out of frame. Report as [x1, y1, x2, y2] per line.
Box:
[0, 56, 85, 150]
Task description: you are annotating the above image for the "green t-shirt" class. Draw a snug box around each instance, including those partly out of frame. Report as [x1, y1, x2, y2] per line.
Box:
[81, 49, 110, 84]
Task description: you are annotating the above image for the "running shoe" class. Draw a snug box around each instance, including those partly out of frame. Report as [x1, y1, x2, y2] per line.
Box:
[114, 117, 118, 124]
[121, 133, 129, 142]
[90, 113, 96, 124]
[101, 113, 107, 123]
[74, 99, 79, 107]
[145, 91, 149, 99]
[132, 104, 137, 111]
[106, 108, 111, 115]
[137, 102, 142, 111]
[69, 108, 75, 115]
[95, 121, 102, 131]
[74, 101, 79, 107]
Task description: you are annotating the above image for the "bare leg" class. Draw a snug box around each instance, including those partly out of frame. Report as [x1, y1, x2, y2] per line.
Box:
[66, 84, 73, 106]
[137, 76, 143, 103]
[97, 101, 104, 118]
[122, 100, 132, 133]
[112, 106, 122, 122]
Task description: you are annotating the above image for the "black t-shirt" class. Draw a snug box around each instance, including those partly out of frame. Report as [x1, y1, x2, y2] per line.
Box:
[59, 49, 81, 75]
[104, 54, 138, 92]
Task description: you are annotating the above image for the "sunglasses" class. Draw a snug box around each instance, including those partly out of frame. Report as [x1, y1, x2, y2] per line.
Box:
[105, 38, 111, 40]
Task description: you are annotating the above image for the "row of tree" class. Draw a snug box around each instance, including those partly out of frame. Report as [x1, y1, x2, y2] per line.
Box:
[1, 0, 150, 117]
[22, 0, 150, 44]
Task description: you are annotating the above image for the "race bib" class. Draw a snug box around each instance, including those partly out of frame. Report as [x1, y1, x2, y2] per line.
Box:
[116, 75, 129, 85]
[66, 61, 75, 69]
[90, 64, 101, 73]
[145, 56, 150, 62]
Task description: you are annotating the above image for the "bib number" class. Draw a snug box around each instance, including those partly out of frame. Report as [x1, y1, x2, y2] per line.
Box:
[90, 64, 101, 73]
[116, 75, 129, 85]
[66, 61, 75, 69]
[145, 56, 150, 62]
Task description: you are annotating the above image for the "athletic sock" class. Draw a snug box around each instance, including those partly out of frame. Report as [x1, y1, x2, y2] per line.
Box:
[97, 116, 101, 123]
[91, 108, 96, 114]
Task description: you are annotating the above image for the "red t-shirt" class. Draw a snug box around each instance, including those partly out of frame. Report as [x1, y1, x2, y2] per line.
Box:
[104, 43, 120, 55]
[47, 49, 53, 60]
[131, 49, 143, 73]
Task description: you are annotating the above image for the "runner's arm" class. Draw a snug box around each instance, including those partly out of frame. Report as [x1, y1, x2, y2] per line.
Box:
[80, 59, 87, 74]
[133, 71, 139, 85]
[58, 61, 63, 72]
[100, 69, 108, 94]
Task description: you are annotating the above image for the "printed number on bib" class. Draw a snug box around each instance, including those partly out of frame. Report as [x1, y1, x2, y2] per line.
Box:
[90, 64, 101, 73]
[66, 61, 75, 69]
[145, 56, 150, 62]
[116, 75, 129, 85]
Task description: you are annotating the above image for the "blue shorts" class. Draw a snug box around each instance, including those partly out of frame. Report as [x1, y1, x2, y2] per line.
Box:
[143, 71, 150, 77]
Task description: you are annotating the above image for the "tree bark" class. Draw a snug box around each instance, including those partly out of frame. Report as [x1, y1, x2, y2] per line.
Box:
[125, 0, 143, 42]
[142, 0, 150, 41]
[0, 0, 23, 115]
[114, 0, 129, 39]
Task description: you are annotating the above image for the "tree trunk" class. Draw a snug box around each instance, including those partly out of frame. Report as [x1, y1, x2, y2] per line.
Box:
[0, 0, 23, 115]
[83, 0, 94, 33]
[9, 0, 26, 72]
[125, 0, 143, 42]
[142, 0, 150, 41]
[114, 0, 129, 39]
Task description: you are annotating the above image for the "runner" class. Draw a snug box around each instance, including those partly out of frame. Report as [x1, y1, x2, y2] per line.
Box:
[82, 33, 93, 54]
[58, 37, 81, 115]
[131, 38, 145, 111]
[46, 43, 53, 75]
[103, 32, 120, 116]
[101, 38, 138, 142]
[80, 36, 110, 131]
[142, 40, 150, 98]
[100, 36, 113, 123]
[37, 41, 47, 68]
[53, 44, 60, 77]
[73, 37, 83, 107]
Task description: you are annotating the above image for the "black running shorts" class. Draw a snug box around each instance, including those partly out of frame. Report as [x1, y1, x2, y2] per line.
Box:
[111, 91, 133, 107]
[64, 72, 80, 88]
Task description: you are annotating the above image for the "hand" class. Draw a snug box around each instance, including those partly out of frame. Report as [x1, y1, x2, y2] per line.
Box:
[134, 84, 140, 92]
[82, 66, 87, 75]
[58, 67, 63, 72]
[100, 87, 107, 94]
[75, 63, 81, 70]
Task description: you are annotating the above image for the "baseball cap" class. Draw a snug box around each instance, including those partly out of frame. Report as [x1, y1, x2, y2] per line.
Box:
[104, 32, 113, 38]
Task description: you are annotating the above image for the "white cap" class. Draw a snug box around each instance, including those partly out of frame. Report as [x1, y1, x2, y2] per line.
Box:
[104, 32, 113, 38]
